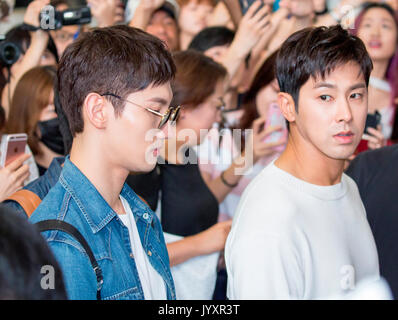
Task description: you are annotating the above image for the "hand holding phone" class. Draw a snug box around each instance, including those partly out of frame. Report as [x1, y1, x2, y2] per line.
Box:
[239, 0, 265, 15]
[0, 133, 28, 168]
[262, 102, 287, 152]
[230, 0, 272, 62]
[356, 111, 384, 154]
[364, 111, 381, 135]
[0, 152, 31, 202]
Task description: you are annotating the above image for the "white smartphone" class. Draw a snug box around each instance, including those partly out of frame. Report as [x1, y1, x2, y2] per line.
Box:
[0, 133, 27, 167]
[263, 103, 287, 144]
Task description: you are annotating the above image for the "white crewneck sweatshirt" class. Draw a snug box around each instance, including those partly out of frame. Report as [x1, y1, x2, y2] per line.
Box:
[225, 161, 379, 299]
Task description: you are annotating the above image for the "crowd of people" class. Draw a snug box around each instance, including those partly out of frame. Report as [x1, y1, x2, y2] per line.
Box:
[0, 0, 397, 300]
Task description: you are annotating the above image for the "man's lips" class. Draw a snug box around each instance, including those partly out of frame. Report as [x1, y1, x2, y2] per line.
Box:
[334, 131, 355, 144]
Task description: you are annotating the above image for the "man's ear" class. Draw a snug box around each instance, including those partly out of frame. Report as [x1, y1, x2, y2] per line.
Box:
[83, 93, 109, 129]
[278, 92, 296, 124]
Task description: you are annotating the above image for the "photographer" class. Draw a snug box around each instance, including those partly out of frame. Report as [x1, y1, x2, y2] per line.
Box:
[1, 0, 55, 118]
[49, 0, 80, 57]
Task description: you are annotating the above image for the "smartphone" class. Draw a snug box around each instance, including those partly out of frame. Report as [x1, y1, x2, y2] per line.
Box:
[263, 102, 287, 152]
[364, 111, 381, 135]
[239, 0, 264, 15]
[356, 111, 382, 154]
[0, 133, 27, 167]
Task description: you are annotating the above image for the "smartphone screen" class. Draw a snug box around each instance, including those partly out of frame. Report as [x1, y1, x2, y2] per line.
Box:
[0, 134, 27, 167]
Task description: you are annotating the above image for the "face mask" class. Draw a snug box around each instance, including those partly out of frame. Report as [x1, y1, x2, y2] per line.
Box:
[37, 118, 65, 155]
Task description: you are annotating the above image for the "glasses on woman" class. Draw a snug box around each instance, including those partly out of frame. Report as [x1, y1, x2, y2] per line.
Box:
[100, 93, 180, 129]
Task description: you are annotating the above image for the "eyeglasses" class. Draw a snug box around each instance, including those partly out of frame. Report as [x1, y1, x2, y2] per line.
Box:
[100, 93, 180, 129]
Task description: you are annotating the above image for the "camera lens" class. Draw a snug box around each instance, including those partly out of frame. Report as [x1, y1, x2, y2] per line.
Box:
[4, 44, 16, 61]
[0, 41, 20, 66]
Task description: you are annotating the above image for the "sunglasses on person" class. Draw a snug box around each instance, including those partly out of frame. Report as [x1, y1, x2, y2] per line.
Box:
[100, 93, 180, 129]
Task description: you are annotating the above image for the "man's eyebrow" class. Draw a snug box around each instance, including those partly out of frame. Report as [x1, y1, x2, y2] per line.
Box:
[313, 82, 366, 90]
[313, 82, 336, 89]
[349, 83, 367, 91]
[147, 97, 169, 105]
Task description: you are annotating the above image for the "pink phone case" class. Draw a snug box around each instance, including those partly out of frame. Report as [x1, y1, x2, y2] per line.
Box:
[3, 137, 27, 167]
[263, 102, 287, 152]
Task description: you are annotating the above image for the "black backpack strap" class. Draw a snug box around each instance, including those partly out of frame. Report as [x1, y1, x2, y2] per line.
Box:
[35, 219, 103, 300]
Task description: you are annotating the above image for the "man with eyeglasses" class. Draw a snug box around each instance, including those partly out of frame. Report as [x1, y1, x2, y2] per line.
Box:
[29, 25, 179, 300]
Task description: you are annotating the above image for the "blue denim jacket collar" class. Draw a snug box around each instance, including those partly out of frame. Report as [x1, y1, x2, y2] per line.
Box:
[59, 156, 154, 234]
[46, 157, 65, 187]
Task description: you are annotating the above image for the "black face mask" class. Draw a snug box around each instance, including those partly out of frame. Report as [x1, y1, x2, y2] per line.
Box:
[315, 6, 328, 16]
[37, 118, 65, 155]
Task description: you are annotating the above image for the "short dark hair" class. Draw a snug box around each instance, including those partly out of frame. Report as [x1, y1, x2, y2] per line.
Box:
[170, 50, 227, 109]
[54, 77, 73, 155]
[188, 26, 235, 53]
[276, 25, 373, 111]
[0, 205, 67, 299]
[58, 25, 176, 136]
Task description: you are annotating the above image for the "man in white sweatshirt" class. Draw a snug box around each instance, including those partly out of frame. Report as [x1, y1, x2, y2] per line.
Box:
[225, 25, 380, 299]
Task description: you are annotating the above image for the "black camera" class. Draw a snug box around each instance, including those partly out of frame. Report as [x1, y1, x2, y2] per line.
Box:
[39, 6, 91, 30]
[0, 36, 21, 66]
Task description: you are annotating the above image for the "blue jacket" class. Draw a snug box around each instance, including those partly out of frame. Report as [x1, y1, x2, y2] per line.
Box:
[29, 156, 175, 300]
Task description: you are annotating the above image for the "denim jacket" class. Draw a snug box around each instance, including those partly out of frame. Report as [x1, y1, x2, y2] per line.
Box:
[29, 156, 176, 300]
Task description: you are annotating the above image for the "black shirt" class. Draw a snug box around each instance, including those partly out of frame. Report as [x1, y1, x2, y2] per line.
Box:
[346, 145, 398, 299]
[126, 157, 219, 237]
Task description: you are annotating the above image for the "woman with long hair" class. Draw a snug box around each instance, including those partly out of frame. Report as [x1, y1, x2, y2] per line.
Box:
[198, 50, 287, 222]
[127, 50, 231, 299]
[6, 65, 64, 176]
[353, 2, 398, 151]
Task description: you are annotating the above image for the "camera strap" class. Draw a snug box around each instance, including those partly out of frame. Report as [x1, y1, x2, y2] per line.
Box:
[21, 23, 40, 32]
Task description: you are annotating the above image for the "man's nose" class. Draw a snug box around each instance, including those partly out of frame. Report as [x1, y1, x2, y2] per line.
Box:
[336, 98, 353, 124]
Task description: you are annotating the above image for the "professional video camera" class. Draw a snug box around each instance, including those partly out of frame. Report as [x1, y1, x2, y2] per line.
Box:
[0, 36, 20, 66]
[39, 6, 91, 30]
